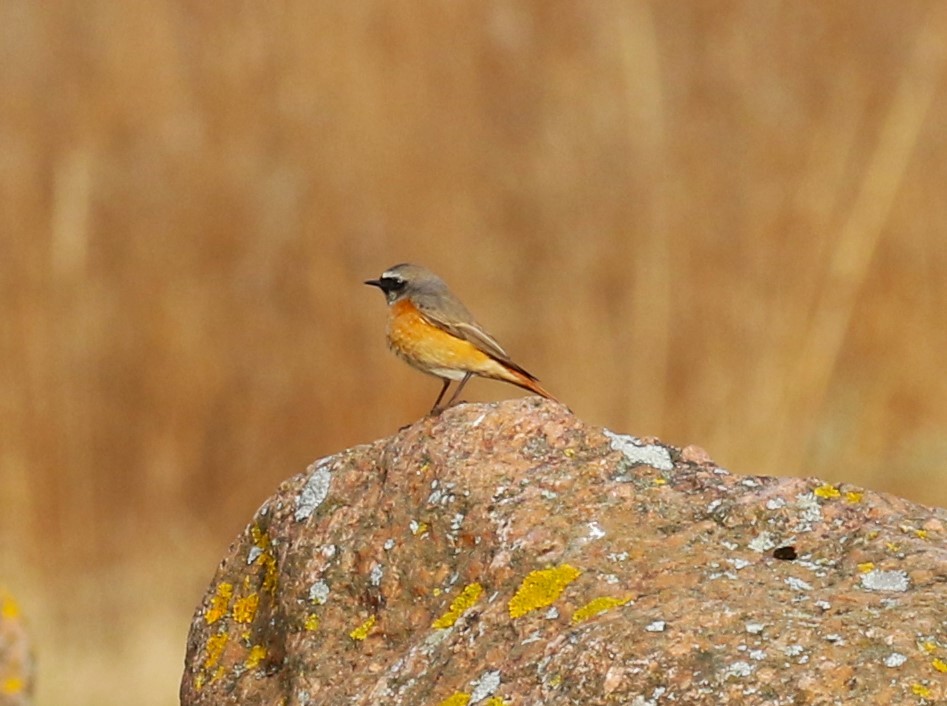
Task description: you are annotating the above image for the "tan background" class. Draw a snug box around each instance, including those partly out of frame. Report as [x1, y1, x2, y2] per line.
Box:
[2, 2, 946, 704]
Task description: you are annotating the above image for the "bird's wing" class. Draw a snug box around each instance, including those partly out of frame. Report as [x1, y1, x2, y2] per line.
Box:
[413, 291, 540, 381]
[413, 291, 509, 359]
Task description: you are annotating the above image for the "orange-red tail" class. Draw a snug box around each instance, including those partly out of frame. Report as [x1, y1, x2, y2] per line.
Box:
[503, 366, 559, 403]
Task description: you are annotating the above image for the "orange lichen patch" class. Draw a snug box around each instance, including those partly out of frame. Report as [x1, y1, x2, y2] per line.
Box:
[349, 615, 376, 641]
[245, 645, 267, 670]
[437, 693, 471, 706]
[1, 677, 24, 695]
[813, 484, 841, 499]
[571, 595, 633, 625]
[304, 614, 319, 631]
[932, 658, 947, 673]
[203, 633, 229, 670]
[205, 582, 234, 624]
[232, 593, 259, 624]
[857, 562, 875, 573]
[432, 582, 483, 629]
[912, 683, 933, 698]
[508, 564, 582, 619]
[844, 491, 864, 503]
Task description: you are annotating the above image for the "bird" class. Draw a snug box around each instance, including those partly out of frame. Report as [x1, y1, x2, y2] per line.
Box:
[365, 263, 558, 413]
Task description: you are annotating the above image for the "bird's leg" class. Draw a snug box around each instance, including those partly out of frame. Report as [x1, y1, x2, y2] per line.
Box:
[429, 378, 452, 414]
[443, 372, 473, 409]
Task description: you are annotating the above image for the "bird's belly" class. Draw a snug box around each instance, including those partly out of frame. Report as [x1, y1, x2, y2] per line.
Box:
[386, 301, 497, 379]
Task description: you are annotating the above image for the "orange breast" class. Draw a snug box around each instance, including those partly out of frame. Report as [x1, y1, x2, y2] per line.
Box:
[387, 299, 500, 379]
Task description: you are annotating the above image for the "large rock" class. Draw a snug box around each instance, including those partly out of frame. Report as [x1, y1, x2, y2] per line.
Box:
[181, 399, 947, 705]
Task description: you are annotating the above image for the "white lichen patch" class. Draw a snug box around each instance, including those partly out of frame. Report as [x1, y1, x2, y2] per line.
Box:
[450, 513, 465, 531]
[603, 430, 674, 471]
[785, 576, 813, 591]
[588, 521, 606, 539]
[295, 459, 333, 521]
[645, 620, 666, 632]
[728, 558, 751, 570]
[884, 652, 907, 668]
[783, 645, 804, 657]
[794, 493, 823, 530]
[860, 569, 910, 592]
[470, 669, 501, 702]
[247, 546, 263, 565]
[308, 580, 329, 604]
[748, 532, 776, 553]
[724, 661, 755, 678]
[608, 551, 629, 562]
[766, 497, 786, 510]
[370, 564, 384, 586]
[745, 622, 765, 635]
[383, 538, 396, 551]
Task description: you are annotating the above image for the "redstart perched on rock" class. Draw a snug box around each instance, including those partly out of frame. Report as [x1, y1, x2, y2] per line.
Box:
[365, 263, 558, 413]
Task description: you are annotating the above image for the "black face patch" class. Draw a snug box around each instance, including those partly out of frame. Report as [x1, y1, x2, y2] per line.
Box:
[364, 275, 406, 294]
[378, 276, 406, 293]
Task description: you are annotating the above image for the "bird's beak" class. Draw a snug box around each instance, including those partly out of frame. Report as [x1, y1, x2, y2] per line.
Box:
[364, 279, 383, 289]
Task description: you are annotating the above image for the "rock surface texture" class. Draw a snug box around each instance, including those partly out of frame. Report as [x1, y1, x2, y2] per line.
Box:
[0, 589, 33, 706]
[181, 399, 947, 705]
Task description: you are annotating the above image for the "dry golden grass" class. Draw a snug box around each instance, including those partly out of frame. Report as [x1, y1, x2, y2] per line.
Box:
[2, 2, 946, 704]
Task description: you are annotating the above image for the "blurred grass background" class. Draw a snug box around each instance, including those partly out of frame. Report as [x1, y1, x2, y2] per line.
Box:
[2, 2, 946, 704]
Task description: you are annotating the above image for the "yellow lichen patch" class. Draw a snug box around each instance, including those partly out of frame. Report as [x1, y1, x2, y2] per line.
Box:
[261, 553, 279, 593]
[205, 583, 234, 624]
[844, 491, 863, 503]
[885, 542, 901, 553]
[412, 521, 429, 536]
[209, 666, 226, 684]
[250, 525, 271, 550]
[432, 582, 484, 629]
[0, 590, 20, 619]
[437, 693, 471, 706]
[304, 614, 319, 631]
[482, 698, 509, 706]
[245, 644, 267, 670]
[571, 595, 633, 625]
[349, 615, 376, 641]
[866, 530, 879, 540]
[433, 587, 442, 597]
[932, 658, 947, 673]
[922, 641, 938, 654]
[652, 478, 667, 486]
[813, 484, 840, 499]
[203, 633, 229, 670]
[232, 593, 259, 624]
[508, 564, 582, 619]
[915, 529, 929, 540]
[2, 677, 23, 695]
[912, 683, 932, 698]
[564, 448, 576, 458]
[193, 672, 206, 692]
[549, 674, 563, 688]
[857, 562, 875, 573]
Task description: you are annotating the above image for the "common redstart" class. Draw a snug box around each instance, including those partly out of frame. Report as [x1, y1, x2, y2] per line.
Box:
[365, 263, 558, 412]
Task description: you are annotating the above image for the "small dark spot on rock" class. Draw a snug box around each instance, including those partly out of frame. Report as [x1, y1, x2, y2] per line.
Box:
[773, 545, 797, 561]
